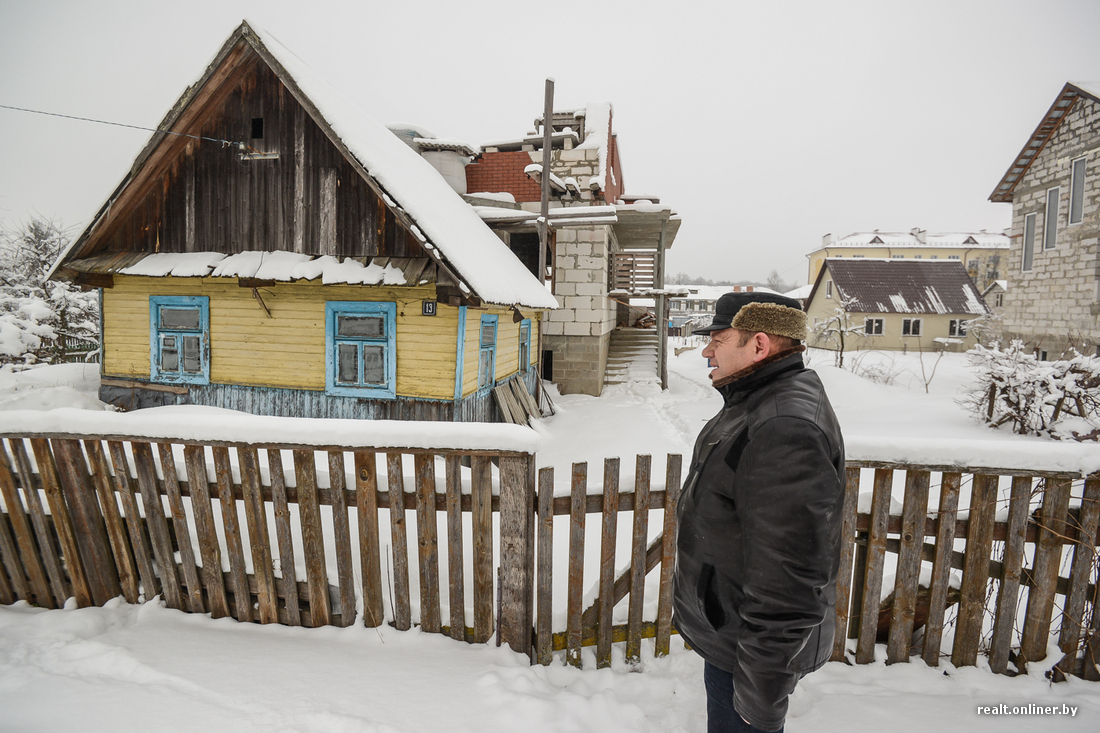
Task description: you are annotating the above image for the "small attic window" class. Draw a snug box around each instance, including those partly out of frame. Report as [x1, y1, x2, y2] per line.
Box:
[251, 118, 264, 139]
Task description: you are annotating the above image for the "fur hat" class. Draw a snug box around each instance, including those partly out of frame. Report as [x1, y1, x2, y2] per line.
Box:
[692, 292, 806, 341]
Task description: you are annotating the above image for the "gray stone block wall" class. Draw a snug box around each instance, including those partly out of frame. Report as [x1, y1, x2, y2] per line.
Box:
[1003, 94, 1100, 355]
[543, 331, 610, 396]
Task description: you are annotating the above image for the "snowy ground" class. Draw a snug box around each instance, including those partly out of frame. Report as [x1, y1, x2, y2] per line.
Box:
[1, 349, 1099, 731]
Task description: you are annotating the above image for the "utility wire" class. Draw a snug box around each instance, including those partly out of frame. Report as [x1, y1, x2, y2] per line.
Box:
[0, 103, 255, 152]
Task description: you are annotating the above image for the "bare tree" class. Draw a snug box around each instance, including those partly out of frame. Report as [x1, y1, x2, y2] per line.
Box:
[809, 296, 864, 368]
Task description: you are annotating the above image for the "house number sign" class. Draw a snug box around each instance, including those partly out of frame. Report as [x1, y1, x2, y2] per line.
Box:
[422, 301, 437, 316]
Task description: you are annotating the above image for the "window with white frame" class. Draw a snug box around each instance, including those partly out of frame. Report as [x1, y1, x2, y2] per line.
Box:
[1070, 156, 1086, 225]
[477, 314, 498, 391]
[995, 293, 1004, 307]
[519, 319, 531, 372]
[949, 255, 960, 260]
[1044, 186, 1060, 250]
[150, 296, 209, 384]
[325, 301, 396, 399]
[930, 255, 938, 259]
[949, 319, 968, 337]
[892, 254, 904, 258]
[864, 318, 883, 336]
[826, 281, 833, 298]
[902, 318, 922, 336]
[1022, 213, 1036, 271]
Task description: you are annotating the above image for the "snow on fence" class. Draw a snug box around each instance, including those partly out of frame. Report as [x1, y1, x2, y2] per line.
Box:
[0, 431, 1098, 680]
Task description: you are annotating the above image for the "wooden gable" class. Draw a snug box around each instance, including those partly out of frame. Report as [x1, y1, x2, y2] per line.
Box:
[57, 27, 426, 274]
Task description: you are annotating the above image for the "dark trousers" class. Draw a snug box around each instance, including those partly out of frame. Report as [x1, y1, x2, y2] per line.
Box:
[704, 661, 782, 733]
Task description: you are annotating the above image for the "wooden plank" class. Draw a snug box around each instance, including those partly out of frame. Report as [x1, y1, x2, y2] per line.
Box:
[626, 455, 652, 666]
[109, 441, 159, 603]
[1086, 554, 1100, 681]
[492, 385, 521, 425]
[1060, 477, 1100, 658]
[855, 468, 892, 664]
[293, 449, 330, 627]
[0, 525, 13, 603]
[471, 455, 493, 642]
[50, 438, 121, 602]
[213, 447, 251, 622]
[831, 466, 861, 662]
[1019, 477, 1072, 664]
[596, 457, 620, 669]
[354, 451, 384, 628]
[7, 439, 67, 605]
[156, 443, 201, 612]
[566, 462, 587, 668]
[414, 453, 441, 633]
[0, 504, 29, 601]
[921, 472, 961, 667]
[268, 449, 300, 626]
[385, 452, 412, 631]
[654, 454, 682, 658]
[511, 377, 540, 419]
[498, 454, 533, 656]
[182, 445, 229, 619]
[445, 455, 465, 641]
[0, 445, 51, 606]
[536, 466, 554, 665]
[886, 469, 930, 664]
[240, 446, 278, 624]
[327, 451, 357, 627]
[989, 475, 1033, 673]
[131, 442, 183, 610]
[84, 440, 139, 605]
[952, 474, 998, 668]
[31, 438, 92, 607]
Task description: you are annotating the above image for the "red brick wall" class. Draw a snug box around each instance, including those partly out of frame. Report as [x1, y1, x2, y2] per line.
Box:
[465, 151, 542, 202]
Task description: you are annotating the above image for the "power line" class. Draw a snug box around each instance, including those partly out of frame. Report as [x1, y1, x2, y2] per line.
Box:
[0, 103, 254, 152]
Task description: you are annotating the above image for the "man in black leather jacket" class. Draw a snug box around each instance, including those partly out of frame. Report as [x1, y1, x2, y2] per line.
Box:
[673, 292, 845, 733]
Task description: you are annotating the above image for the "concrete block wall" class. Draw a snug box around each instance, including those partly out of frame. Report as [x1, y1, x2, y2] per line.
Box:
[1003, 95, 1100, 355]
[542, 331, 610, 396]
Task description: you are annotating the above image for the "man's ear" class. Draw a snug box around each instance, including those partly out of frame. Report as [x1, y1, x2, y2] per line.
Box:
[752, 333, 771, 362]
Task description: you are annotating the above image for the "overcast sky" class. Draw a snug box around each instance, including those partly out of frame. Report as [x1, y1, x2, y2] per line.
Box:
[2, 0, 1098, 286]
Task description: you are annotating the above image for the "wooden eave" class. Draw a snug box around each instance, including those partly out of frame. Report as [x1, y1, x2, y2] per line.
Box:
[51, 21, 480, 306]
[988, 83, 1097, 203]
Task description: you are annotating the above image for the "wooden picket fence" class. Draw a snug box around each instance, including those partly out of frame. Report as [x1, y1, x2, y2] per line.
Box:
[0, 431, 1098, 680]
[0, 434, 534, 650]
[837, 462, 1100, 680]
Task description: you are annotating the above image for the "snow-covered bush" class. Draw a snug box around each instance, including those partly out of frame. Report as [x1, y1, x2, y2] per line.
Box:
[961, 340, 1100, 440]
[0, 219, 99, 368]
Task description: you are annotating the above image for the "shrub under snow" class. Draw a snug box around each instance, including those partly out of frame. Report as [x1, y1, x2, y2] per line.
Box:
[961, 340, 1100, 440]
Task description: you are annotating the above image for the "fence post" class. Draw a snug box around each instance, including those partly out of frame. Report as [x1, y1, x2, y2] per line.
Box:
[498, 454, 535, 658]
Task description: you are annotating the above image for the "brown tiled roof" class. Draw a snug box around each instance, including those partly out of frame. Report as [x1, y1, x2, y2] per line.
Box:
[821, 259, 990, 315]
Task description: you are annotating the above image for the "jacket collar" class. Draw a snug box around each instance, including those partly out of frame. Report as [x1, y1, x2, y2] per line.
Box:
[712, 345, 806, 398]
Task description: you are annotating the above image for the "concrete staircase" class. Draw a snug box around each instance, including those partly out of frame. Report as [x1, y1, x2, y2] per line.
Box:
[604, 328, 659, 387]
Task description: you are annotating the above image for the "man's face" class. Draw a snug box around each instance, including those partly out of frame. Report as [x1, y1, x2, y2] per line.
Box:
[701, 328, 756, 382]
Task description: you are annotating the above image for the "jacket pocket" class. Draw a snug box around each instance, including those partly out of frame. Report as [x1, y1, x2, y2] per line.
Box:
[697, 563, 726, 630]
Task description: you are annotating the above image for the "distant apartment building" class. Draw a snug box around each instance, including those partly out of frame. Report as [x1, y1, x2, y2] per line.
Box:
[807, 229, 1009, 292]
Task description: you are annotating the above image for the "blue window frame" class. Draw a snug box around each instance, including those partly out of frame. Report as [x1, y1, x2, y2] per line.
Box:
[477, 314, 498, 392]
[325, 301, 397, 399]
[149, 296, 209, 385]
[519, 319, 532, 372]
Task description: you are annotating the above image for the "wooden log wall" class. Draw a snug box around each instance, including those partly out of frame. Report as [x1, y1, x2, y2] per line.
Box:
[0, 435, 531, 649]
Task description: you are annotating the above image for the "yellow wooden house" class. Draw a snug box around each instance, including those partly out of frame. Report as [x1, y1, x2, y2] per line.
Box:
[47, 22, 556, 422]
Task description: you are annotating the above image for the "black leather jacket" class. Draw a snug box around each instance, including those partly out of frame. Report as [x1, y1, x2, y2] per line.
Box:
[673, 348, 845, 732]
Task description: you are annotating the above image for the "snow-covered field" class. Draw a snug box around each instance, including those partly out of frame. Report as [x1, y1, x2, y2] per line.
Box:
[1, 349, 1098, 732]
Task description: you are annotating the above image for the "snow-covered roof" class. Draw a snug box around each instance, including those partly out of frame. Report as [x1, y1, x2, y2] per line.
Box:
[50, 21, 556, 310]
[821, 230, 1009, 250]
[812, 259, 990, 316]
[784, 283, 814, 300]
